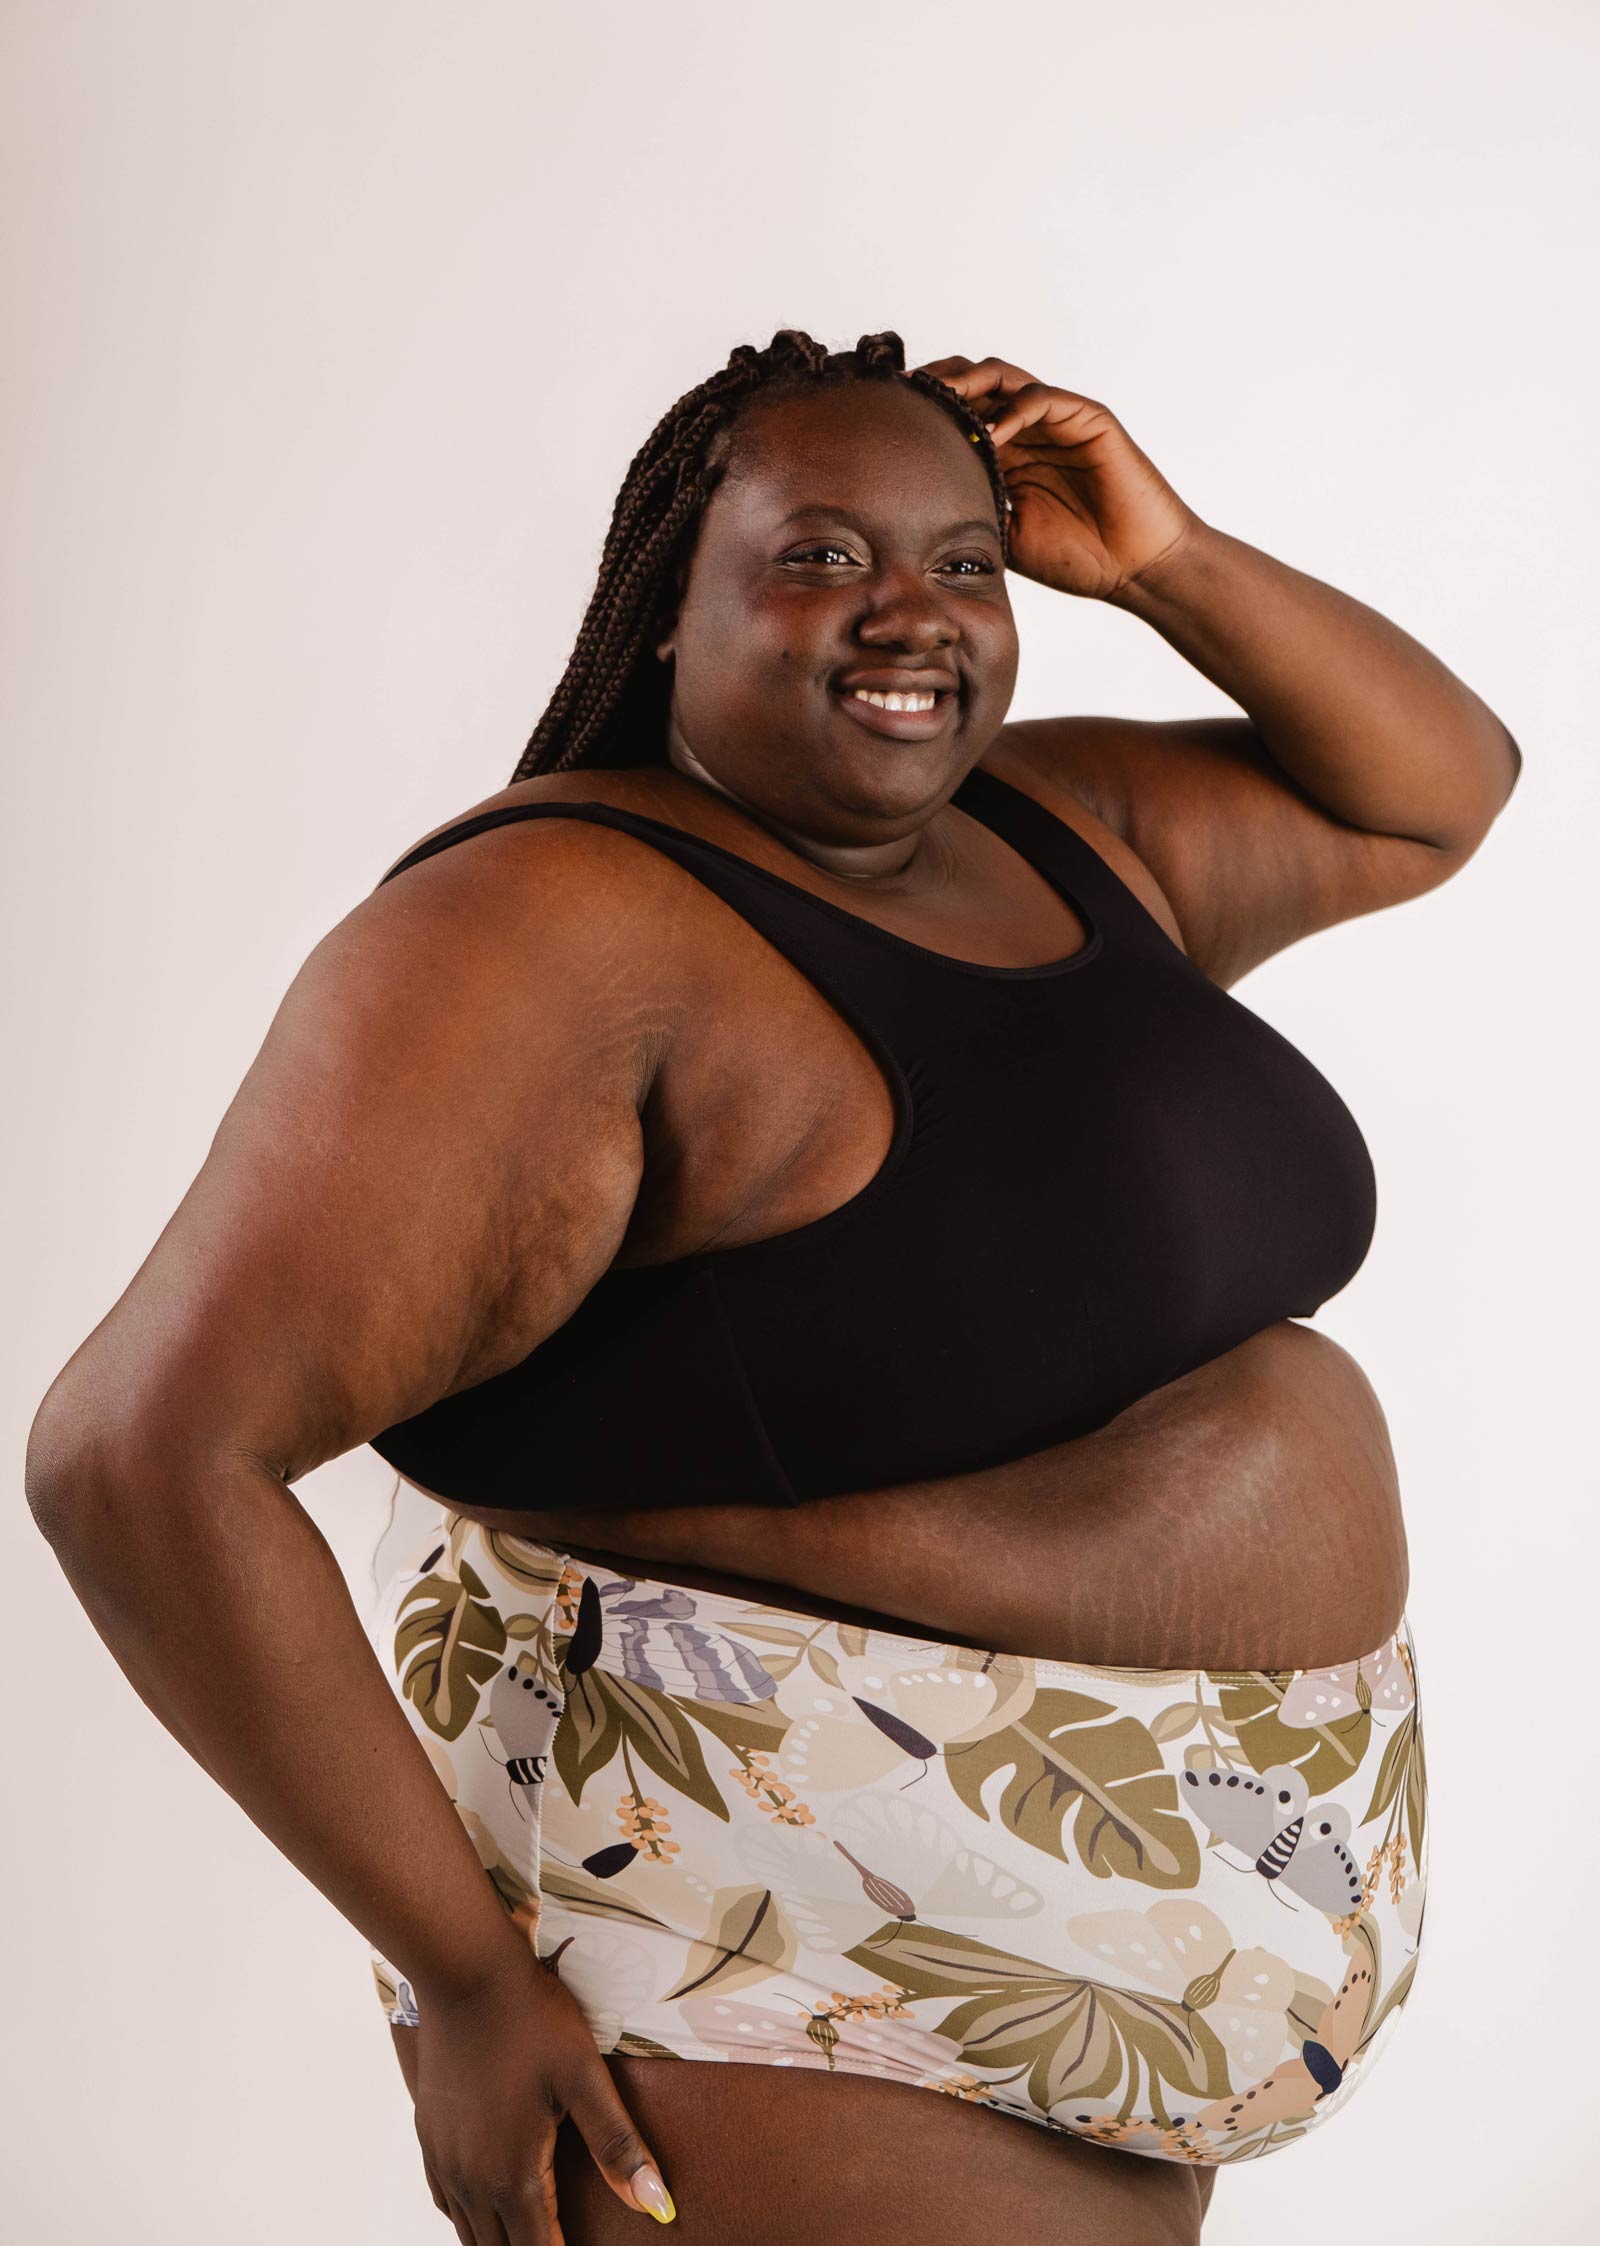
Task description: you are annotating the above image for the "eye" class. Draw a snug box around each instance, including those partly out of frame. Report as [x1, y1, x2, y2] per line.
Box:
[782, 543, 860, 567]
[940, 555, 998, 577]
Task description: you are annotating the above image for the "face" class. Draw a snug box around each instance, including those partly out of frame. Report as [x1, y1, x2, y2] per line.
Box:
[656, 382, 1018, 843]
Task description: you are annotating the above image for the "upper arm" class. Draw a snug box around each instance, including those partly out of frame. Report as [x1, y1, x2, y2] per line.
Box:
[32, 820, 666, 1489]
[995, 714, 1497, 987]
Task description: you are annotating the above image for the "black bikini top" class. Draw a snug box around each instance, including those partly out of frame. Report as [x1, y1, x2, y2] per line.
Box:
[367, 764, 1376, 1511]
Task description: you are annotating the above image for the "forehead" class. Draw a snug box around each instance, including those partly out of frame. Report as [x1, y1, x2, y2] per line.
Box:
[712, 382, 998, 535]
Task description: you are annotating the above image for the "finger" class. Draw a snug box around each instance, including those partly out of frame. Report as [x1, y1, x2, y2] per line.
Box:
[452, 2190, 514, 2246]
[439, 2187, 480, 2245]
[564, 2065, 677, 2225]
[495, 2157, 566, 2246]
[929, 356, 1042, 407]
[422, 2158, 453, 2217]
[986, 380, 1075, 450]
[913, 355, 976, 380]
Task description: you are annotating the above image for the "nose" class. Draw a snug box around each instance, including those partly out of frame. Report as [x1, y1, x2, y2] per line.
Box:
[853, 566, 958, 654]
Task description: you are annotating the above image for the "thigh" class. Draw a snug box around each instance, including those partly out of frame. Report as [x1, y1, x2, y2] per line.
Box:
[565, 2055, 1217, 2246]
[391, 2028, 1215, 2245]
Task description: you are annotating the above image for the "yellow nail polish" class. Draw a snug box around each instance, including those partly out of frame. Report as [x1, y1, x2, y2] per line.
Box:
[631, 2164, 676, 2222]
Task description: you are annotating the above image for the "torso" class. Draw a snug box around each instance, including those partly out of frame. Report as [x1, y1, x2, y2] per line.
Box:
[388, 743, 1408, 1668]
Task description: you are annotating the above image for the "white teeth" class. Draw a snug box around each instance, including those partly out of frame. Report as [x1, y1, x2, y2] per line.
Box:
[852, 688, 938, 712]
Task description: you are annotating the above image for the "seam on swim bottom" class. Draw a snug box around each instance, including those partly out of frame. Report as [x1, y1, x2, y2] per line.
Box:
[359, 1500, 1427, 2167]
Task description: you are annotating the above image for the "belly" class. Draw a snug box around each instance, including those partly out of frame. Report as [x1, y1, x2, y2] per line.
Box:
[437, 1320, 1408, 1671]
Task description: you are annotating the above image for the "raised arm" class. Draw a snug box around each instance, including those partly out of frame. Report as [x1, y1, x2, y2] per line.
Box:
[25, 813, 682, 2238]
[920, 352, 1522, 987]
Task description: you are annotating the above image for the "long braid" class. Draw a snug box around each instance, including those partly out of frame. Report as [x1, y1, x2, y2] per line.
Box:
[512, 329, 1009, 781]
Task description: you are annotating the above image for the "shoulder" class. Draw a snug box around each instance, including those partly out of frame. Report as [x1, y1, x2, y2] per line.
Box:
[376, 767, 683, 890]
[366, 767, 716, 970]
[312, 771, 705, 1093]
[977, 725, 1189, 952]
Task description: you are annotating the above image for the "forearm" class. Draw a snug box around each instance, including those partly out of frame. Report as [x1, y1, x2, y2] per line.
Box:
[1109, 520, 1520, 845]
[28, 1446, 530, 2007]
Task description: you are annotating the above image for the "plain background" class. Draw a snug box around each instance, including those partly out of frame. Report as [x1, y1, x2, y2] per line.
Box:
[4, 4, 1594, 2239]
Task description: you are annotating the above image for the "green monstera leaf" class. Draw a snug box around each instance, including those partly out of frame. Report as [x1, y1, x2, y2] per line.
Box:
[1214, 1671, 1371, 1794]
[852, 1920, 1229, 2124]
[395, 1559, 507, 1742]
[944, 1687, 1201, 1888]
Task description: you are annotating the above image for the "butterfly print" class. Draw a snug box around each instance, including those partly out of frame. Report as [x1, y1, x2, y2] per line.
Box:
[1179, 1762, 1364, 1916]
[564, 1571, 779, 1703]
[487, 1656, 565, 1794]
[1191, 1934, 1379, 2146]
[365, 1494, 1426, 2168]
[1277, 1637, 1415, 1729]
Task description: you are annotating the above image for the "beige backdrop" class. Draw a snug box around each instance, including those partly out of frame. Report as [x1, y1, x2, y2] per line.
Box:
[5, 3, 1594, 2239]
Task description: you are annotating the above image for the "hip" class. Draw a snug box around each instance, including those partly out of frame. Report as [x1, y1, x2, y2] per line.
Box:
[361, 1485, 1428, 2164]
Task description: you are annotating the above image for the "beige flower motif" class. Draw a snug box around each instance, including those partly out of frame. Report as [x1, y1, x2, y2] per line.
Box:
[730, 1752, 816, 1826]
[617, 1788, 681, 1862]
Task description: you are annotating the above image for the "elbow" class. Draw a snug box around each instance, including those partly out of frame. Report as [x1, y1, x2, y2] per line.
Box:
[1417, 716, 1523, 862]
[25, 1361, 162, 1549]
[1476, 713, 1523, 816]
[25, 1374, 112, 1547]
[1498, 721, 1524, 805]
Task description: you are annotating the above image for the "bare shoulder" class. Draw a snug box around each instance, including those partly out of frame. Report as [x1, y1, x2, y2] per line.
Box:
[367, 768, 724, 1007]
[977, 727, 1189, 952]
[376, 766, 698, 898]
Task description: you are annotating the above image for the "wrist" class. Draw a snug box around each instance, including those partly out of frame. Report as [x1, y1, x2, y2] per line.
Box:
[406, 1905, 542, 2013]
[1105, 514, 1222, 619]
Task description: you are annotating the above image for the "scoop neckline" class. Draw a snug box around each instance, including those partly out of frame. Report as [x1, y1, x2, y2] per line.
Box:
[582, 781, 1105, 982]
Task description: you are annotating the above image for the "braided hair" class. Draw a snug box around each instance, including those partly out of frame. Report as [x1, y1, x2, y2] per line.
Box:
[512, 329, 1010, 781]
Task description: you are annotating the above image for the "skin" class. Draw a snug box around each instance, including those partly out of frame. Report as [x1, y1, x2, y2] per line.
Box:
[25, 366, 1519, 2245]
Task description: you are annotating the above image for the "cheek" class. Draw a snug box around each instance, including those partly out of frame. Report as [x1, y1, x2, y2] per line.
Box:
[969, 615, 1019, 699]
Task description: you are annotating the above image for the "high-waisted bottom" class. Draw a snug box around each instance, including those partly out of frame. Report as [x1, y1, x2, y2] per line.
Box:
[361, 1486, 1427, 2167]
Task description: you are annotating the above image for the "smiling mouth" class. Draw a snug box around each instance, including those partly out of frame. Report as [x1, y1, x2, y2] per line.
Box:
[834, 685, 959, 739]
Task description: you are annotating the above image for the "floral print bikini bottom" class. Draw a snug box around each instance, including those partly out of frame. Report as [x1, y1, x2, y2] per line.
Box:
[362, 1486, 1426, 2167]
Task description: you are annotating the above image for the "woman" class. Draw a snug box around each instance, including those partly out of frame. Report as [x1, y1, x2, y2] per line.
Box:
[27, 329, 1518, 2245]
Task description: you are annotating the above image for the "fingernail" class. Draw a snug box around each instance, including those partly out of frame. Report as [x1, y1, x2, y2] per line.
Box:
[631, 2164, 676, 2223]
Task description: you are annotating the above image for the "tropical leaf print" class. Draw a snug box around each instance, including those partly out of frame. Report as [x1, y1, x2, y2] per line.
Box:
[394, 1559, 507, 1742]
[944, 1687, 1201, 1888]
[855, 1918, 1229, 2122]
[668, 1687, 791, 1762]
[848, 1918, 1074, 2001]
[537, 1860, 675, 1934]
[365, 1507, 1426, 2165]
[613, 2032, 686, 2059]
[1361, 1704, 1427, 1871]
[551, 1663, 731, 1822]
[1215, 1670, 1371, 1794]
[483, 1531, 570, 1602]
[663, 1883, 798, 2002]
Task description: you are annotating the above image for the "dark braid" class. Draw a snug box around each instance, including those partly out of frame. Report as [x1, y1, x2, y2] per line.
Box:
[512, 329, 1010, 780]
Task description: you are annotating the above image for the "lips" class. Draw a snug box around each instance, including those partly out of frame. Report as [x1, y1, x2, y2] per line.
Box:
[835, 668, 960, 697]
[832, 670, 960, 742]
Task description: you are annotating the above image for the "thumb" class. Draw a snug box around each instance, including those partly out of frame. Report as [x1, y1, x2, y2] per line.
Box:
[564, 2063, 677, 2225]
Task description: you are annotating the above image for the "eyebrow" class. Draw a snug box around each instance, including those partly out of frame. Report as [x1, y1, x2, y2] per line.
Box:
[775, 505, 1001, 542]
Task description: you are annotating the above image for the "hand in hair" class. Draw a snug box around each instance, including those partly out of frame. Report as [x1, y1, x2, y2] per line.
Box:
[918, 352, 1199, 602]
